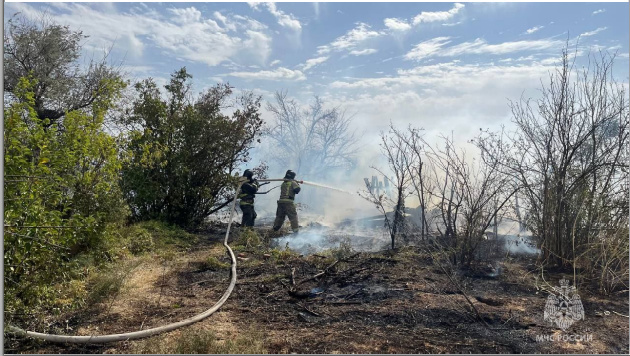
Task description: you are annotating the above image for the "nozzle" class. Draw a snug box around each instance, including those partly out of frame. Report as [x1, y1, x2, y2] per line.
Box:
[297, 180, 303, 184]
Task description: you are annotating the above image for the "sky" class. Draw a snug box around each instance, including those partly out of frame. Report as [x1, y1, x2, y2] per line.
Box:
[4, 1, 630, 200]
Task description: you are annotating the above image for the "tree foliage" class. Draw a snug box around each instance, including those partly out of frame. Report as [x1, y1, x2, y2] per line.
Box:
[4, 75, 128, 311]
[121, 68, 264, 227]
[3, 13, 123, 126]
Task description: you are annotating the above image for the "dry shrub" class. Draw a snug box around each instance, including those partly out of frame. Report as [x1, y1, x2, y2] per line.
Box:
[579, 227, 629, 295]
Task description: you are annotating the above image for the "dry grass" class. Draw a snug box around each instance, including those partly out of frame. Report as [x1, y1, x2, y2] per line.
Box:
[132, 320, 267, 354]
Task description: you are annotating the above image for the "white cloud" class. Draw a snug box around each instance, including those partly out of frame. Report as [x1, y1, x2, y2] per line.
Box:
[384, 18, 411, 32]
[498, 55, 537, 63]
[330, 62, 556, 92]
[121, 65, 155, 78]
[248, 2, 261, 11]
[227, 67, 306, 81]
[233, 15, 268, 31]
[537, 57, 560, 66]
[262, 2, 302, 31]
[412, 3, 465, 26]
[349, 48, 378, 56]
[405, 37, 564, 61]
[10, 3, 274, 67]
[442, 21, 462, 27]
[443, 38, 562, 56]
[269, 59, 282, 66]
[324, 62, 559, 147]
[404, 37, 452, 61]
[525, 26, 544, 35]
[243, 30, 272, 64]
[580, 27, 607, 37]
[318, 22, 384, 54]
[169, 7, 203, 25]
[214, 11, 237, 32]
[592, 9, 606, 15]
[302, 56, 329, 71]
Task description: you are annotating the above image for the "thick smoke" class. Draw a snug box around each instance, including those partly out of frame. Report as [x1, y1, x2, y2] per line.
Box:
[235, 136, 395, 253]
[232, 102, 541, 258]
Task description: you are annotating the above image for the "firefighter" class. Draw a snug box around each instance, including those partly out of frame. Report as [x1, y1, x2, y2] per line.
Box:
[238, 169, 259, 227]
[272, 170, 301, 233]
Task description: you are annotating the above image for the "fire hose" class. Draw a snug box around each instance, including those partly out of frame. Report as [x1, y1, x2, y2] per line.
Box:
[5, 178, 301, 343]
[5, 178, 303, 343]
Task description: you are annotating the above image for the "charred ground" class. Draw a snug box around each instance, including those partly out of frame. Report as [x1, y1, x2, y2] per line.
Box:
[5, 223, 629, 354]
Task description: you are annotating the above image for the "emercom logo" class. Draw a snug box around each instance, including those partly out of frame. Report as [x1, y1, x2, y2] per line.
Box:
[543, 278, 585, 330]
[536, 279, 592, 343]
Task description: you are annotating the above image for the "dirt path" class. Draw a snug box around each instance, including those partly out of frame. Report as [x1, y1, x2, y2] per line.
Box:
[6, 228, 629, 354]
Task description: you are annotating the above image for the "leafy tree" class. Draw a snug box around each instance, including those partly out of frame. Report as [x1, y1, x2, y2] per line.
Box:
[121, 68, 264, 227]
[4, 75, 128, 311]
[3, 13, 123, 126]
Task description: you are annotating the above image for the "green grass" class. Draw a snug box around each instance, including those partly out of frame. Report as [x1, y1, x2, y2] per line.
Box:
[203, 256, 231, 270]
[86, 258, 142, 305]
[320, 237, 355, 261]
[235, 228, 263, 248]
[6, 220, 197, 323]
[267, 247, 299, 264]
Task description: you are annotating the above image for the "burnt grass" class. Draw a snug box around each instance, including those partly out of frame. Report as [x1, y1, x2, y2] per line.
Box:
[5, 225, 629, 354]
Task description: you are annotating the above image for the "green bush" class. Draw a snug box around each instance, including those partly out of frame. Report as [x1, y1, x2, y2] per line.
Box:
[86, 268, 125, 304]
[3, 75, 128, 315]
[236, 228, 262, 248]
[268, 247, 298, 263]
[120, 68, 264, 227]
[137, 220, 197, 249]
[323, 237, 355, 261]
[128, 227, 154, 255]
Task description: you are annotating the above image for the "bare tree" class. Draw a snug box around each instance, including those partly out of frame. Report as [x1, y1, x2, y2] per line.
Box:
[476, 48, 628, 290]
[421, 134, 518, 265]
[265, 91, 359, 180]
[361, 124, 415, 249]
[396, 126, 435, 240]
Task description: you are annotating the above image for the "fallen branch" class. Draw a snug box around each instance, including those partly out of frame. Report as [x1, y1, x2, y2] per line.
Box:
[297, 303, 322, 317]
[296, 259, 339, 286]
[349, 289, 365, 299]
[190, 279, 213, 286]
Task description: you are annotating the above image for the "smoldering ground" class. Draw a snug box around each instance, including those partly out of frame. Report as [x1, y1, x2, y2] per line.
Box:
[229, 161, 540, 263]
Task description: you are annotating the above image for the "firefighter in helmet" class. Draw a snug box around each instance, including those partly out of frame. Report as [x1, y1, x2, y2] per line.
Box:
[238, 169, 259, 227]
[272, 170, 301, 233]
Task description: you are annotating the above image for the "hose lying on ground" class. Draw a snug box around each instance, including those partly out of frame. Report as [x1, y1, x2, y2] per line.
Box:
[6, 181, 246, 344]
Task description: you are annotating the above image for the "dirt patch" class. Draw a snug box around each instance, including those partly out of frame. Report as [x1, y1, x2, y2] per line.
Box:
[5, 228, 629, 354]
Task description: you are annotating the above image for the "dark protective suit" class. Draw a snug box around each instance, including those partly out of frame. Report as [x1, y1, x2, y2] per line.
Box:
[273, 180, 301, 231]
[238, 179, 259, 227]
